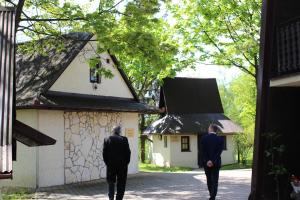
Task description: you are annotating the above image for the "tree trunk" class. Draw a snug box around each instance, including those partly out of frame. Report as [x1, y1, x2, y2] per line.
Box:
[237, 142, 241, 164]
[140, 114, 146, 163]
[15, 0, 26, 29]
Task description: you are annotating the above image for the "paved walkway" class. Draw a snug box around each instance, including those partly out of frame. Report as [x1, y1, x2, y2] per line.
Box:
[34, 169, 251, 200]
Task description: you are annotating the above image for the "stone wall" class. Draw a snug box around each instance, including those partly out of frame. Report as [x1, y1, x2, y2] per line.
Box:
[64, 112, 122, 184]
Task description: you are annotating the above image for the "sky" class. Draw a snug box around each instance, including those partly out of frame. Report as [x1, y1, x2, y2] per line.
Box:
[177, 64, 241, 83]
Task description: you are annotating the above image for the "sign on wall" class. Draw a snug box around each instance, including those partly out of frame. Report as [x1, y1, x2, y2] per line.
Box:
[125, 128, 135, 138]
[171, 136, 179, 142]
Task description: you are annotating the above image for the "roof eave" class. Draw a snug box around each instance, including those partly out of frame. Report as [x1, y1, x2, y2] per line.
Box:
[109, 53, 140, 102]
[16, 104, 157, 114]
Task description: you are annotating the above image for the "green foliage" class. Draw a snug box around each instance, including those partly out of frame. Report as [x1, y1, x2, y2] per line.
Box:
[219, 74, 256, 164]
[221, 159, 252, 170]
[85, 0, 191, 100]
[139, 163, 192, 172]
[12, 0, 191, 100]
[0, 188, 33, 200]
[168, 0, 262, 78]
[264, 133, 287, 177]
[263, 132, 287, 200]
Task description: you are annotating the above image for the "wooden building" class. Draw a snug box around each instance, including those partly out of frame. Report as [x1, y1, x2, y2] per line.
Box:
[0, 32, 154, 188]
[251, 0, 300, 199]
[144, 77, 242, 168]
[1, 7, 56, 180]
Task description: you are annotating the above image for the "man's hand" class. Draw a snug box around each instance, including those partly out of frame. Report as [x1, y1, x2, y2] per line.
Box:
[206, 160, 214, 168]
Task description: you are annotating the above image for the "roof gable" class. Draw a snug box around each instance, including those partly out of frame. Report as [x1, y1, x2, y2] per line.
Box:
[16, 32, 140, 109]
[49, 45, 135, 99]
[16, 32, 93, 106]
[160, 77, 224, 114]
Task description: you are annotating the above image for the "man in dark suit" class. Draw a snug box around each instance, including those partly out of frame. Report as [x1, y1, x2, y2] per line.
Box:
[200, 124, 224, 200]
[103, 126, 131, 200]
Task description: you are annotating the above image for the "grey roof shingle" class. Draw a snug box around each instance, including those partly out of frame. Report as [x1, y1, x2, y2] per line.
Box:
[16, 32, 93, 106]
[145, 77, 243, 134]
[160, 77, 224, 114]
[143, 113, 243, 134]
[15, 32, 156, 113]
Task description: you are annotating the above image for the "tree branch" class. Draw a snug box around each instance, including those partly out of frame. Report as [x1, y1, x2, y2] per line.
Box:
[15, 0, 26, 29]
[20, 17, 86, 22]
[100, 0, 125, 14]
[194, 14, 256, 78]
[223, 14, 257, 69]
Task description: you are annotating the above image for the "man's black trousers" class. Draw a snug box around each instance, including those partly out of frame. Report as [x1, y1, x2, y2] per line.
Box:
[106, 165, 128, 200]
[204, 166, 220, 200]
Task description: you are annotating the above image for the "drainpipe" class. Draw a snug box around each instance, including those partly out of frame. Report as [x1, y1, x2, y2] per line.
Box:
[36, 110, 40, 189]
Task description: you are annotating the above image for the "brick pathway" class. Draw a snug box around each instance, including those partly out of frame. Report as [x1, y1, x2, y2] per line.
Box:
[34, 169, 251, 200]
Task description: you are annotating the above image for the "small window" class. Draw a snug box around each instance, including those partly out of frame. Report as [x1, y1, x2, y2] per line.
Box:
[164, 136, 168, 148]
[159, 135, 162, 141]
[90, 63, 101, 83]
[221, 136, 227, 150]
[181, 136, 190, 152]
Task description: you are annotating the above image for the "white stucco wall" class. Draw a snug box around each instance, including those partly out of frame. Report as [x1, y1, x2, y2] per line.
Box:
[121, 113, 139, 174]
[37, 110, 65, 187]
[151, 135, 171, 167]
[63, 111, 139, 184]
[170, 135, 198, 168]
[151, 134, 236, 169]
[1, 110, 140, 188]
[220, 135, 236, 165]
[50, 41, 134, 99]
[0, 110, 38, 188]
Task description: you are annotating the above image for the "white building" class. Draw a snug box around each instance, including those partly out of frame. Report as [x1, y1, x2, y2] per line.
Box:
[0, 32, 153, 188]
[144, 77, 243, 168]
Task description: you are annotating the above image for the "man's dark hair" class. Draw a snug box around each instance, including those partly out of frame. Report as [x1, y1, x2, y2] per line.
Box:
[209, 124, 221, 133]
[112, 126, 121, 135]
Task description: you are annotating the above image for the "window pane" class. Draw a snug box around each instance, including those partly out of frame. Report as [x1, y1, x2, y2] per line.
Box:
[181, 136, 190, 151]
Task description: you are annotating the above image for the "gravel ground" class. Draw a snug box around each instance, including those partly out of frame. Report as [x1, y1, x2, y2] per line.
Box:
[34, 169, 251, 200]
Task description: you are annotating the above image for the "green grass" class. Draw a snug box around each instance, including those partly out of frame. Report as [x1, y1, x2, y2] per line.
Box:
[0, 189, 33, 200]
[139, 163, 193, 173]
[221, 160, 253, 170]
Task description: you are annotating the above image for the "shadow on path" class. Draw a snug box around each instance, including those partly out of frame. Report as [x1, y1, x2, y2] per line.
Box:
[35, 169, 251, 200]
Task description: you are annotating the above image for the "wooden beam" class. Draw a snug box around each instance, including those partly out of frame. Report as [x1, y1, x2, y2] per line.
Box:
[250, 0, 274, 199]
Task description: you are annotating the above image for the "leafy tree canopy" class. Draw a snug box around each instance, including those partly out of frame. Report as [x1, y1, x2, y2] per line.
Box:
[219, 74, 256, 163]
[1, 0, 192, 101]
[168, 0, 262, 80]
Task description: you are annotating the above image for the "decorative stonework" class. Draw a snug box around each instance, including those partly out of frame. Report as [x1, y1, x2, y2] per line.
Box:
[64, 112, 122, 184]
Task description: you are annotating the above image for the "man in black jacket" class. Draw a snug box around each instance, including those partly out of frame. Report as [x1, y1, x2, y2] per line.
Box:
[201, 124, 224, 200]
[103, 126, 131, 200]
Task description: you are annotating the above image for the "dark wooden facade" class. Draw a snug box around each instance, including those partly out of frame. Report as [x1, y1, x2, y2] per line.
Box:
[0, 7, 15, 178]
[251, 1, 300, 199]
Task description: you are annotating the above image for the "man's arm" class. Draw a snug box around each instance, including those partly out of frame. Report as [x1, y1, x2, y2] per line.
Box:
[102, 138, 109, 165]
[124, 137, 131, 165]
[213, 137, 224, 165]
[201, 136, 209, 166]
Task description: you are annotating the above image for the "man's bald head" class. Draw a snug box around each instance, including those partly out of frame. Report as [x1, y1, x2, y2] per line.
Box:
[112, 125, 121, 135]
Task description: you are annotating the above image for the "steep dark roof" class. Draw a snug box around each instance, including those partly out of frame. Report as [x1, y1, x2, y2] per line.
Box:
[143, 113, 243, 135]
[145, 77, 243, 134]
[18, 91, 157, 113]
[16, 32, 93, 106]
[110, 54, 139, 101]
[13, 120, 56, 147]
[15, 32, 153, 112]
[160, 77, 224, 114]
